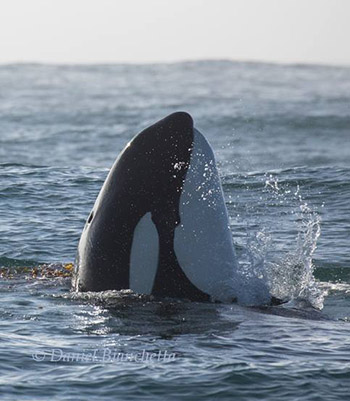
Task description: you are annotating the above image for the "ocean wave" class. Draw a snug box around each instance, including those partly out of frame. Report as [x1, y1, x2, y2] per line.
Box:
[0, 256, 41, 268]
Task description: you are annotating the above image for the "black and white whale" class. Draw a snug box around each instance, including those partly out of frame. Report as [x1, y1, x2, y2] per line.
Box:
[73, 112, 246, 302]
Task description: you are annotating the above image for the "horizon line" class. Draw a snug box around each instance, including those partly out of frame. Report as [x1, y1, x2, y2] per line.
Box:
[0, 57, 349, 70]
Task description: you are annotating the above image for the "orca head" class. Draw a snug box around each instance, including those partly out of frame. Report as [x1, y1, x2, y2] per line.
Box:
[74, 112, 240, 302]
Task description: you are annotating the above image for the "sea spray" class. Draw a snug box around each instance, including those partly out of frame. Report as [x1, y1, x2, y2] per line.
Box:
[227, 171, 325, 308]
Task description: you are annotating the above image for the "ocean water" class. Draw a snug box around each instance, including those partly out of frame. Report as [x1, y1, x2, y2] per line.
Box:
[1, 61, 350, 400]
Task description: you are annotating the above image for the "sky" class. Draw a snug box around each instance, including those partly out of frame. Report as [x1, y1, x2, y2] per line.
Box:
[0, 0, 349, 66]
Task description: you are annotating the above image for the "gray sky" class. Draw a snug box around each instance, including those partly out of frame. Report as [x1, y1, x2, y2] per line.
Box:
[1, 0, 349, 65]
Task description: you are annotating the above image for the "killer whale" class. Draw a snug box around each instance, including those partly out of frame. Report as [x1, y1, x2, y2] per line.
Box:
[73, 112, 241, 302]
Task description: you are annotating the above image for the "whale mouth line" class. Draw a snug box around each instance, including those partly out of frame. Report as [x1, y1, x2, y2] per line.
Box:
[87, 211, 94, 224]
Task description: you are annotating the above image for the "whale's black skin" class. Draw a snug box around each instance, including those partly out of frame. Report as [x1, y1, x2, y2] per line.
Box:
[74, 112, 209, 301]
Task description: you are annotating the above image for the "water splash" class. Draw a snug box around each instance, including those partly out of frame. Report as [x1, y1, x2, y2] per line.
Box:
[235, 230, 272, 306]
[229, 171, 326, 308]
[266, 202, 325, 309]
